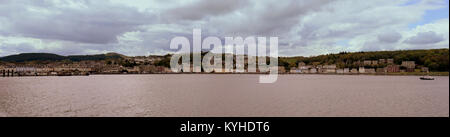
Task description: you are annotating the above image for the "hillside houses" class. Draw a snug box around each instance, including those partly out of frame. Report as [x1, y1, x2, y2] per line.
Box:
[401, 61, 416, 72]
[289, 59, 416, 74]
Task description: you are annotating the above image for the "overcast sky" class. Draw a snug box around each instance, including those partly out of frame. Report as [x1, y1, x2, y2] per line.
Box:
[0, 0, 448, 57]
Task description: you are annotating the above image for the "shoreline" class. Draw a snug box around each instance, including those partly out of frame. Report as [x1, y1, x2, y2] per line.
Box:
[2, 72, 448, 77]
[91, 72, 449, 76]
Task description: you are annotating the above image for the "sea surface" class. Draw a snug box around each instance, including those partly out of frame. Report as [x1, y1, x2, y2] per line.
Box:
[0, 74, 448, 117]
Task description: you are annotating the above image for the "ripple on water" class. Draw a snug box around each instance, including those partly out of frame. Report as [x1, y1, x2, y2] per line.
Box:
[0, 74, 448, 117]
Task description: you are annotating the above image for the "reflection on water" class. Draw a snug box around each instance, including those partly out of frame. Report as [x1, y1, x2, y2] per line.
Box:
[0, 74, 448, 117]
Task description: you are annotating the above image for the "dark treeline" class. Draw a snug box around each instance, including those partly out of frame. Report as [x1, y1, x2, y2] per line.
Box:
[0, 53, 124, 62]
[279, 48, 449, 71]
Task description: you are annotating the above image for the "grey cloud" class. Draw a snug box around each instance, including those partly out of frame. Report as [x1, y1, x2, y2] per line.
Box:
[378, 31, 402, 43]
[164, 0, 247, 21]
[295, 0, 423, 47]
[0, 41, 113, 56]
[1, 0, 156, 44]
[113, 29, 193, 56]
[0, 43, 39, 55]
[225, 0, 333, 36]
[404, 31, 444, 45]
[1, 0, 449, 57]
[360, 40, 384, 51]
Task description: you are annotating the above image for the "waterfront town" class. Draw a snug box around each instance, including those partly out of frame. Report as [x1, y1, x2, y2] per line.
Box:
[2, 48, 448, 77]
[0, 54, 427, 77]
[0, 55, 172, 77]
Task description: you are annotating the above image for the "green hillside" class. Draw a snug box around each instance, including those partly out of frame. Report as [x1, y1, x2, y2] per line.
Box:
[0, 53, 65, 62]
[279, 48, 449, 72]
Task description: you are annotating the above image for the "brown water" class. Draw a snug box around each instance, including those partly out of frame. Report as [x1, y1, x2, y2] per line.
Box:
[0, 74, 448, 117]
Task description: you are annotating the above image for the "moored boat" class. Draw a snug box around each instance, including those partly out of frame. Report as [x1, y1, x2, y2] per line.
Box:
[420, 76, 434, 80]
[420, 70, 435, 80]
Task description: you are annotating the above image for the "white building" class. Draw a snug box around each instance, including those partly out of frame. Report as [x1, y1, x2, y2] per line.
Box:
[343, 68, 350, 74]
[359, 67, 365, 73]
[309, 68, 317, 73]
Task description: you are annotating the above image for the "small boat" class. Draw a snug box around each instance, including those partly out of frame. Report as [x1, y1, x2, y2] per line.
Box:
[420, 76, 434, 80]
[420, 71, 435, 80]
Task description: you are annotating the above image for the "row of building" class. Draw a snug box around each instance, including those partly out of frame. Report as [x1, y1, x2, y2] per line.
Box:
[286, 59, 421, 74]
[0, 57, 427, 76]
[0, 59, 172, 77]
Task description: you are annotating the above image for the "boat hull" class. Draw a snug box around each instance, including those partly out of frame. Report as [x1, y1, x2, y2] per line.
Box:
[420, 77, 435, 80]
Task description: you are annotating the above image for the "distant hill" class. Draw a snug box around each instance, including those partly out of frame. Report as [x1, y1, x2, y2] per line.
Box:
[67, 52, 126, 61]
[0, 53, 126, 62]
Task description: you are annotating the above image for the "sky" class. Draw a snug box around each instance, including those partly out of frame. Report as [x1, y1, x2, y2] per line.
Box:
[0, 0, 448, 57]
